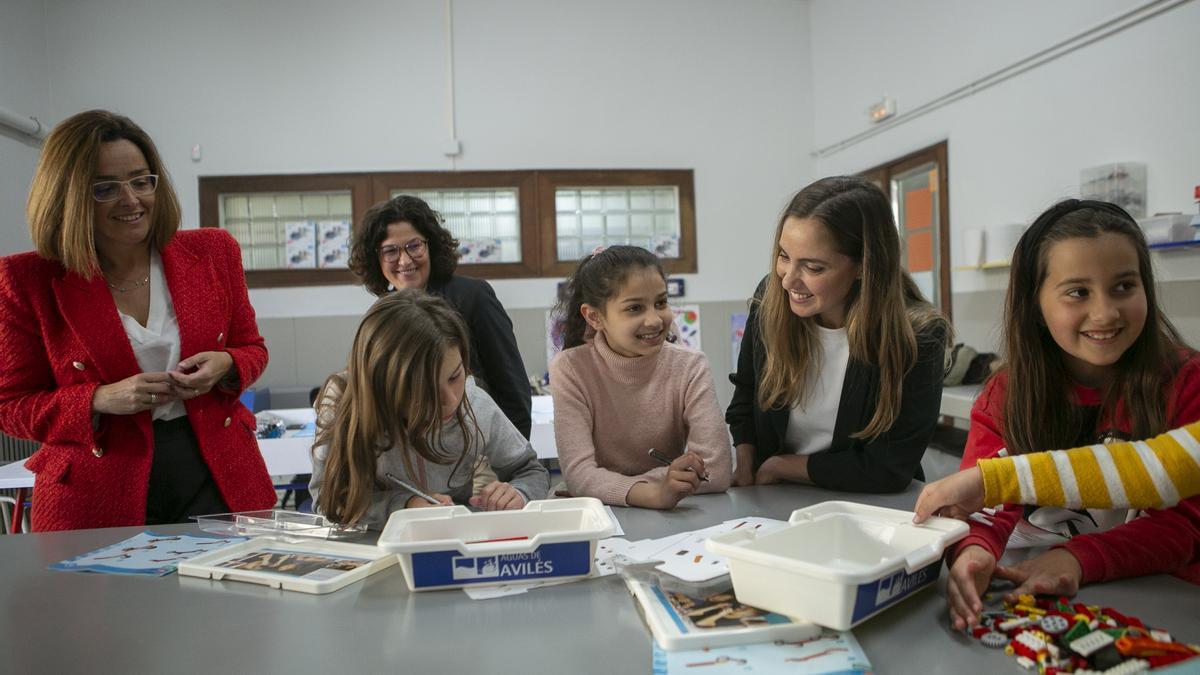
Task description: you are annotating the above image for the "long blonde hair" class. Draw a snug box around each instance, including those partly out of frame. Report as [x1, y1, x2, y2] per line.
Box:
[27, 110, 181, 276]
[757, 176, 949, 440]
[315, 290, 478, 524]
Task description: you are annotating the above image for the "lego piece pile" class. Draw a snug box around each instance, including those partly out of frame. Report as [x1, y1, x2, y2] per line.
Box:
[967, 594, 1199, 673]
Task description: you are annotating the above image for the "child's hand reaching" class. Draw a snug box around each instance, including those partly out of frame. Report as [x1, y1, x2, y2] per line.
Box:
[995, 549, 1083, 600]
[405, 492, 453, 508]
[913, 466, 985, 523]
[946, 545, 996, 630]
[470, 481, 526, 511]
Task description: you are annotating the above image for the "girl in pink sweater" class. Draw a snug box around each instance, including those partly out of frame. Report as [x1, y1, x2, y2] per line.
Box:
[549, 246, 732, 509]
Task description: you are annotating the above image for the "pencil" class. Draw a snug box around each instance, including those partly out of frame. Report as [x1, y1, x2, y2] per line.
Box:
[647, 448, 710, 482]
[384, 472, 445, 506]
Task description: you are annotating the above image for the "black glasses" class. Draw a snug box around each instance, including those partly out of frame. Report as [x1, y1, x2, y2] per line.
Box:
[379, 239, 428, 263]
[92, 175, 159, 202]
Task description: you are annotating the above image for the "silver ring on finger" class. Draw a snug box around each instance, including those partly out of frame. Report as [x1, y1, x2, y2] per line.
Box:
[149, 393, 157, 404]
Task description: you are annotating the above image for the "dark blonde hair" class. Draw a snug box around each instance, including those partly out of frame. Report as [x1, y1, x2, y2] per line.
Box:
[349, 195, 460, 296]
[1001, 199, 1190, 454]
[27, 110, 181, 276]
[552, 245, 667, 350]
[757, 176, 950, 440]
[314, 290, 478, 525]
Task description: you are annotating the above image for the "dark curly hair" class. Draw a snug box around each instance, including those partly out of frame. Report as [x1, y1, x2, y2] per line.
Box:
[349, 195, 460, 296]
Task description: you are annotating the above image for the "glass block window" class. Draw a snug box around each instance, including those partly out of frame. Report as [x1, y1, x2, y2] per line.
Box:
[554, 187, 680, 261]
[221, 191, 353, 270]
[396, 188, 522, 264]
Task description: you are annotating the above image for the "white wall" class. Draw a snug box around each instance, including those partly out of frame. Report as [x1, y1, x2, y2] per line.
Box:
[0, 0, 48, 256]
[808, 0, 1200, 350]
[35, 0, 814, 317]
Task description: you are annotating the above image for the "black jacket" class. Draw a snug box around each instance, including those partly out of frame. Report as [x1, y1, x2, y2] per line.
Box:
[428, 275, 532, 438]
[726, 279, 946, 492]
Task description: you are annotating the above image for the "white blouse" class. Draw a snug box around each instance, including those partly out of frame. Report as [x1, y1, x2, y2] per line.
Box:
[117, 251, 186, 421]
[784, 324, 850, 456]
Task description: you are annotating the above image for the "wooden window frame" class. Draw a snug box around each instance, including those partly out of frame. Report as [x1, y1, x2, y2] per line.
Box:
[198, 173, 372, 288]
[199, 169, 697, 287]
[859, 142, 952, 321]
[370, 171, 540, 279]
[536, 169, 697, 278]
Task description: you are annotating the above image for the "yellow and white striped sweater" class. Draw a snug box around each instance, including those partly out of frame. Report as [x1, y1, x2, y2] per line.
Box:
[977, 420, 1200, 510]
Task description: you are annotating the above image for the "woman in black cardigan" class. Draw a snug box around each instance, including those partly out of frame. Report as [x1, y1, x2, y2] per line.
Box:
[726, 176, 950, 492]
[349, 195, 531, 438]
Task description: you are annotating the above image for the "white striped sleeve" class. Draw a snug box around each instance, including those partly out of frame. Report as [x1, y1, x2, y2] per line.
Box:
[1011, 454, 1037, 504]
[1130, 439, 1178, 506]
[1092, 443, 1129, 508]
[1049, 449, 1082, 508]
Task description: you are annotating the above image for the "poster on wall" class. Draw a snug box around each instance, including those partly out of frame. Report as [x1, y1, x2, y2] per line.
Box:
[671, 305, 701, 351]
[459, 238, 504, 264]
[317, 220, 351, 268]
[285, 221, 316, 269]
[545, 310, 566, 368]
[730, 312, 747, 366]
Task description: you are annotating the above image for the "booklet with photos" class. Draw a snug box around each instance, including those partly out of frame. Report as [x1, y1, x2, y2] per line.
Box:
[178, 537, 397, 594]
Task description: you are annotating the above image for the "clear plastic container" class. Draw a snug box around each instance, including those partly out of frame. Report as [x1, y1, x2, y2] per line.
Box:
[192, 509, 368, 542]
[706, 501, 967, 630]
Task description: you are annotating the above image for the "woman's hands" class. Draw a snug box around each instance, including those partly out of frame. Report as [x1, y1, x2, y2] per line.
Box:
[91, 372, 178, 415]
[946, 545, 996, 630]
[90, 352, 236, 416]
[627, 451, 707, 509]
[169, 351, 235, 399]
[470, 481, 526, 511]
[913, 466, 985, 523]
[754, 454, 810, 485]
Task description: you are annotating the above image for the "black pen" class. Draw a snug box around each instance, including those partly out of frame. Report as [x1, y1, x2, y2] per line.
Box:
[647, 448, 709, 482]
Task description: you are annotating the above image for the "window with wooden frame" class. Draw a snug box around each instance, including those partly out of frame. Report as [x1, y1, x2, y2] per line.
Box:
[859, 142, 951, 320]
[199, 169, 696, 287]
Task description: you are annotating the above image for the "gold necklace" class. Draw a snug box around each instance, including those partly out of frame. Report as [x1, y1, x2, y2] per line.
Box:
[106, 272, 150, 293]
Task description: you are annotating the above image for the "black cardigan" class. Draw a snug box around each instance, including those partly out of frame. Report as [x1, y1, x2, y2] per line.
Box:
[428, 275, 532, 438]
[725, 280, 946, 492]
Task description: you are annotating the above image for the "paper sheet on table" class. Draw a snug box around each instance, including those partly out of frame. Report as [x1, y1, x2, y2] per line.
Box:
[595, 517, 789, 582]
[50, 531, 246, 576]
[652, 629, 872, 674]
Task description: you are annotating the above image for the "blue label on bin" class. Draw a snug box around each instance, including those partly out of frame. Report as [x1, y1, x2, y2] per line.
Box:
[410, 541, 592, 588]
[849, 555, 943, 624]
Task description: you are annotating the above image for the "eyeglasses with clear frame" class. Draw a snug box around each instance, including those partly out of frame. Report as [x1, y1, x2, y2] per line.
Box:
[92, 174, 159, 203]
[378, 239, 428, 263]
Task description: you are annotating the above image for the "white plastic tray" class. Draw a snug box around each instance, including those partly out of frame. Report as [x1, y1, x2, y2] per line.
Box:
[706, 501, 967, 630]
[376, 497, 616, 591]
[178, 538, 396, 594]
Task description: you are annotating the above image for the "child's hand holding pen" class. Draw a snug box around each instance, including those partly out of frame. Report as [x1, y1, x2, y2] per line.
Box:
[625, 448, 708, 510]
[385, 472, 453, 508]
[648, 448, 710, 482]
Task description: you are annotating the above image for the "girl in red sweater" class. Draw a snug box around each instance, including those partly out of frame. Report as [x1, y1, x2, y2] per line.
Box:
[947, 199, 1200, 630]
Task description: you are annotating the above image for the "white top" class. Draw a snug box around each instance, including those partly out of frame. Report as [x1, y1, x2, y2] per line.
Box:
[784, 325, 850, 456]
[117, 251, 185, 421]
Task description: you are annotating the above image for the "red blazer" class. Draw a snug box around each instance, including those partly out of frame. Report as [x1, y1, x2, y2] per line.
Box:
[0, 228, 276, 531]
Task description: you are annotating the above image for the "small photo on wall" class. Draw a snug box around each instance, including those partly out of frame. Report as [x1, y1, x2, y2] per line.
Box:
[285, 221, 316, 269]
[317, 220, 351, 268]
[671, 304, 701, 351]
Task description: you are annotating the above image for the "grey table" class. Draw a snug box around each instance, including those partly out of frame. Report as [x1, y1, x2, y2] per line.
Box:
[1, 484, 1196, 674]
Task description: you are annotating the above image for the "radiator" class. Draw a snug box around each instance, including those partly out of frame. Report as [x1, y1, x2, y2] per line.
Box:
[0, 432, 38, 464]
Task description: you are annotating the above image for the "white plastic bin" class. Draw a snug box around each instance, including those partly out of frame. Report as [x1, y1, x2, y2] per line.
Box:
[376, 497, 616, 591]
[706, 501, 967, 630]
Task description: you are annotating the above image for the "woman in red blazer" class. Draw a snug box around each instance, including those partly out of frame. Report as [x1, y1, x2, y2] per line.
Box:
[0, 110, 276, 531]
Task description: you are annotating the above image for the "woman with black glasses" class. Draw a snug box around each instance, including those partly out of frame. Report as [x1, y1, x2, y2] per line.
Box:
[0, 110, 276, 531]
[349, 195, 532, 439]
